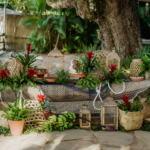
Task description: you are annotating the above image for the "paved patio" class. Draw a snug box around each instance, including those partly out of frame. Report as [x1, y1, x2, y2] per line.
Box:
[0, 129, 149, 150]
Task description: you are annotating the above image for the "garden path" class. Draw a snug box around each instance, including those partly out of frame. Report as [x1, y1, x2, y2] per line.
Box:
[0, 129, 149, 150]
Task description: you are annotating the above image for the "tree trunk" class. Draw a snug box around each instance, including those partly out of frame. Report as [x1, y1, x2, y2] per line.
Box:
[46, 0, 142, 57]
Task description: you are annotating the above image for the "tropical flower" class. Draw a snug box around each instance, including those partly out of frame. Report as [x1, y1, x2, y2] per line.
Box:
[27, 43, 31, 57]
[26, 68, 37, 79]
[122, 95, 131, 108]
[0, 69, 9, 79]
[86, 51, 94, 61]
[37, 93, 46, 103]
[109, 64, 118, 75]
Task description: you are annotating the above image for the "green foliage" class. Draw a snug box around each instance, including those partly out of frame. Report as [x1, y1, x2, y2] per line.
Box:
[147, 96, 150, 104]
[139, 54, 150, 76]
[91, 126, 101, 131]
[13, 52, 38, 69]
[56, 69, 70, 85]
[79, 55, 102, 74]
[118, 125, 125, 132]
[41, 101, 46, 110]
[118, 99, 143, 114]
[140, 125, 150, 131]
[0, 126, 11, 136]
[121, 46, 150, 72]
[33, 112, 76, 132]
[76, 74, 101, 90]
[102, 68, 126, 85]
[1, 102, 30, 121]
[82, 44, 101, 53]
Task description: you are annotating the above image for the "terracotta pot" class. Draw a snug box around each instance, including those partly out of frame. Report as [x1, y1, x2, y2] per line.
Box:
[69, 73, 86, 78]
[37, 72, 47, 78]
[43, 110, 55, 120]
[44, 77, 57, 82]
[130, 77, 144, 81]
[8, 120, 25, 136]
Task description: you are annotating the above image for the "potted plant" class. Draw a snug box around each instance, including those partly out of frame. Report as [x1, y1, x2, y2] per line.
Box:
[69, 59, 86, 78]
[1, 97, 30, 136]
[118, 95, 143, 131]
[36, 68, 47, 78]
[78, 51, 102, 75]
[37, 93, 55, 120]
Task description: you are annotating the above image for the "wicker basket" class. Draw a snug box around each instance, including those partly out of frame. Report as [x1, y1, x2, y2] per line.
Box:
[119, 109, 143, 131]
[6, 58, 23, 77]
[130, 59, 143, 76]
[0, 60, 2, 71]
[92, 50, 111, 81]
[143, 102, 150, 119]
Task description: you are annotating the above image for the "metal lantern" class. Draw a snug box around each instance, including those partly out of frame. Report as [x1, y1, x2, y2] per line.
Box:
[101, 96, 118, 130]
[47, 46, 64, 76]
[79, 104, 91, 129]
[106, 48, 120, 70]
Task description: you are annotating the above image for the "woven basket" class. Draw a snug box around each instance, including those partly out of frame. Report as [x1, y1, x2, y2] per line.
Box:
[0, 60, 2, 71]
[119, 109, 143, 131]
[24, 100, 46, 127]
[6, 58, 23, 77]
[92, 50, 111, 81]
[130, 59, 143, 76]
[143, 102, 150, 119]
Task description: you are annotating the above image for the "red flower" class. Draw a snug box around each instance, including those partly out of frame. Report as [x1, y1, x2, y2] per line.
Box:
[27, 43, 31, 57]
[0, 69, 9, 79]
[109, 64, 118, 75]
[26, 68, 37, 79]
[86, 51, 94, 61]
[122, 95, 131, 108]
[37, 93, 46, 103]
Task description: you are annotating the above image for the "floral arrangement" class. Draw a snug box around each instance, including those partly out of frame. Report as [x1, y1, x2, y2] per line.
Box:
[118, 95, 143, 113]
[102, 64, 126, 85]
[13, 43, 37, 69]
[79, 51, 101, 74]
[72, 59, 84, 74]
[37, 93, 46, 110]
[26, 68, 37, 79]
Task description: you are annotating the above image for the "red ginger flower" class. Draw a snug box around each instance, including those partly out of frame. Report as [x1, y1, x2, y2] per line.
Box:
[27, 43, 31, 57]
[122, 95, 131, 108]
[109, 64, 118, 75]
[37, 93, 46, 103]
[86, 51, 94, 61]
[26, 68, 37, 79]
[0, 69, 9, 79]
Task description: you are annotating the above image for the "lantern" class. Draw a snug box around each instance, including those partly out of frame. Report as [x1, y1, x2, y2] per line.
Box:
[6, 58, 23, 77]
[90, 50, 111, 81]
[79, 104, 91, 129]
[101, 96, 118, 130]
[47, 46, 64, 76]
[106, 48, 120, 70]
[130, 59, 143, 76]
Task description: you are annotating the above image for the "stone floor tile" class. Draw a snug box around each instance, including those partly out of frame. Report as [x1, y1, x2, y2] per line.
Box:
[44, 140, 101, 150]
[134, 131, 150, 149]
[46, 129, 94, 142]
[3, 141, 42, 150]
[94, 131, 134, 147]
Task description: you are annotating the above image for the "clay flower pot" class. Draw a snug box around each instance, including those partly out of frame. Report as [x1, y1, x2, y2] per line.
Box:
[69, 73, 86, 78]
[130, 76, 144, 81]
[44, 77, 57, 82]
[36, 69, 47, 78]
[8, 120, 25, 136]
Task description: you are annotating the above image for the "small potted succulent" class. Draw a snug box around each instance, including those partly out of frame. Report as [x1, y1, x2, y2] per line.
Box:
[1, 97, 30, 136]
[36, 68, 47, 78]
[69, 59, 86, 78]
[118, 95, 144, 131]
